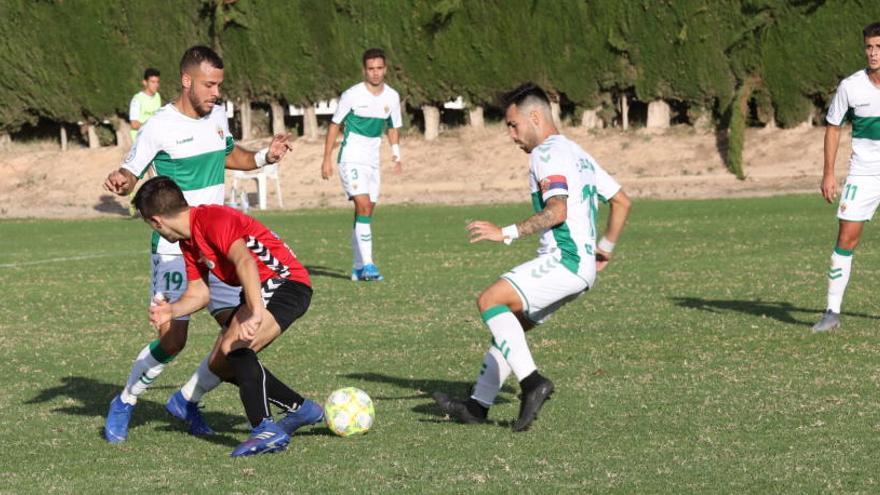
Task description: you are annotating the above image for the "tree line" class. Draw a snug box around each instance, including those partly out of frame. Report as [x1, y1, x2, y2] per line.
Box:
[0, 0, 878, 177]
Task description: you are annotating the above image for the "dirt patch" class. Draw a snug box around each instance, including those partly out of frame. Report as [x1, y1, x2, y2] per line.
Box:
[0, 124, 849, 219]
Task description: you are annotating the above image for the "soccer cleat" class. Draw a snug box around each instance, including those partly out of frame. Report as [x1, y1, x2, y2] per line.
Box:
[812, 310, 841, 333]
[104, 395, 135, 444]
[277, 399, 325, 435]
[351, 266, 364, 281]
[165, 391, 215, 436]
[361, 263, 384, 281]
[512, 377, 554, 432]
[432, 392, 488, 424]
[230, 418, 290, 457]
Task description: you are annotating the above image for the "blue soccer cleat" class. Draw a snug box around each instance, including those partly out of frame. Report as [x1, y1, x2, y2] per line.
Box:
[104, 395, 134, 444]
[166, 391, 215, 436]
[277, 399, 325, 435]
[231, 418, 290, 457]
[351, 266, 364, 281]
[361, 263, 384, 281]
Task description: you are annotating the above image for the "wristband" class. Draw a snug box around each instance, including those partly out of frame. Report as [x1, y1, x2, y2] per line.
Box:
[391, 143, 401, 162]
[598, 236, 615, 253]
[254, 148, 269, 168]
[502, 224, 519, 245]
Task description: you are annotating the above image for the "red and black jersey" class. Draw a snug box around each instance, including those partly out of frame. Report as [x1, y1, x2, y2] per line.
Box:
[180, 205, 310, 287]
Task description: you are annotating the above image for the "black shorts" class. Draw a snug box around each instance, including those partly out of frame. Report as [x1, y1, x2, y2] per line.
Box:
[237, 278, 312, 332]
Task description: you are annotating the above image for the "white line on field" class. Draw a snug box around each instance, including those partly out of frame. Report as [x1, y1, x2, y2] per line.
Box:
[0, 251, 143, 268]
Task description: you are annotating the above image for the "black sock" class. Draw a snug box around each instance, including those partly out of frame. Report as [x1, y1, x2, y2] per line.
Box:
[464, 398, 489, 419]
[226, 348, 271, 427]
[263, 367, 305, 412]
[519, 370, 543, 394]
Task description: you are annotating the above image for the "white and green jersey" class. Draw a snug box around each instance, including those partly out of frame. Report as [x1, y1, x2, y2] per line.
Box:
[332, 82, 402, 167]
[122, 103, 234, 255]
[528, 134, 621, 284]
[827, 69, 880, 176]
[129, 91, 162, 141]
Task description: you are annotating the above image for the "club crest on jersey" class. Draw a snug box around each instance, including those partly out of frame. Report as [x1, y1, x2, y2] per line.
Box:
[216, 126, 224, 140]
[198, 255, 215, 270]
[384, 105, 390, 114]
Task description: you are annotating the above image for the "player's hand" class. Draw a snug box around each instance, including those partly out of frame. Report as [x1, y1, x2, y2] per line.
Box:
[467, 220, 503, 243]
[237, 307, 262, 343]
[148, 299, 173, 329]
[820, 174, 838, 204]
[391, 159, 403, 175]
[267, 133, 294, 164]
[321, 158, 333, 180]
[103, 170, 132, 195]
[596, 249, 612, 272]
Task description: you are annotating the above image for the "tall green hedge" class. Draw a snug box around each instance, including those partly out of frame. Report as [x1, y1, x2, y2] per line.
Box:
[1, 0, 878, 135]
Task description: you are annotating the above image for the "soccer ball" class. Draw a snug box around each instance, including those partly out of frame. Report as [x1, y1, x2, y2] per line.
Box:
[324, 387, 375, 437]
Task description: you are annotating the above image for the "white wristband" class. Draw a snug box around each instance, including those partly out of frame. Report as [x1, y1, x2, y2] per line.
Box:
[598, 236, 615, 253]
[391, 143, 401, 162]
[502, 224, 519, 245]
[254, 148, 269, 168]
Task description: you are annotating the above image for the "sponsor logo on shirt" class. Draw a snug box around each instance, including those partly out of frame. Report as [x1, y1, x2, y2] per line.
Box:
[176, 137, 194, 145]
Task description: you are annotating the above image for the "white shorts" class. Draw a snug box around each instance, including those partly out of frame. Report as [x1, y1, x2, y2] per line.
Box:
[151, 254, 241, 321]
[339, 162, 380, 203]
[501, 253, 589, 325]
[837, 175, 880, 222]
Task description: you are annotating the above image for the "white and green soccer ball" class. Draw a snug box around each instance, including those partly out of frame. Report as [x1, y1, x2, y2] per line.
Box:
[324, 387, 375, 437]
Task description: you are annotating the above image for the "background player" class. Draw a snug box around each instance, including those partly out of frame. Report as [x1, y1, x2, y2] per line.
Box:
[320, 47, 403, 281]
[813, 22, 880, 332]
[129, 68, 162, 142]
[433, 83, 631, 431]
[102, 46, 293, 443]
[135, 176, 322, 457]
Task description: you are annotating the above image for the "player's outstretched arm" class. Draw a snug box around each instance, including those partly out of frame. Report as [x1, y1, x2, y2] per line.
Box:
[321, 123, 342, 180]
[225, 134, 293, 171]
[103, 168, 138, 196]
[821, 124, 842, 203]
[467, 196, 567, 244]
[149, 278, 209, 328]
[596, 189, 632, 271]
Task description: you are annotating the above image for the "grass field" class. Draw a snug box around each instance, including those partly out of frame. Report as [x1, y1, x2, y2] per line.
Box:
[3, 195, 880, 493]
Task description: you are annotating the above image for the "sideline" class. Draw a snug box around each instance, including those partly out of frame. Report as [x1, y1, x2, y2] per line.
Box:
[0, 251, 143, 269]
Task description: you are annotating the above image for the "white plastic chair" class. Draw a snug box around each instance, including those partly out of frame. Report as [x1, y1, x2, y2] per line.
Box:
[229, 164, 283, 210]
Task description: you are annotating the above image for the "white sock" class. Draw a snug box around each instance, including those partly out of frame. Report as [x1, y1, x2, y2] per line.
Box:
[482, 305, 536, 381]
[470, 346, 512, 407]
[120, 340, 171, 405]
[351, 228, 363, 270]
[355, 216, 373, 265]
[827, 248, 853, 313]
[180, 356, 222, 403]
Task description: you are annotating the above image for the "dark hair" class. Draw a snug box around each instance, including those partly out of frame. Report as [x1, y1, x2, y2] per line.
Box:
[865, 22, 880, 39]
[500, 82, 551, 110]
[134, 176, 189, 218]
[362, 48, 386, 66]
[143, 68, 160, 80]
[179, 45, 224, 75]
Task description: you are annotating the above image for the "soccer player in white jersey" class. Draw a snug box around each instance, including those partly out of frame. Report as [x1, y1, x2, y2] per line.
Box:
[813, 22, 880, 332]
[320, 48, 403, 281]
[101, 46, 296, 443]
[433, 83, 631, 431]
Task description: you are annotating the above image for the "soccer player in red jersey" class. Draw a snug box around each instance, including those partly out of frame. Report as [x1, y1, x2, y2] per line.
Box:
[133, 175, 323, 457]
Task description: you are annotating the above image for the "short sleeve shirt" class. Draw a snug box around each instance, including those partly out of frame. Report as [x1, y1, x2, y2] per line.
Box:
[826, 69, 880, 175]
[181, 205, 310, 287]
[331, 82, 402, 167]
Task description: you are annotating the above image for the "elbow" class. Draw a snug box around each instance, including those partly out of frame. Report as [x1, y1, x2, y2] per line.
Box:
[614, 190, 632, 212]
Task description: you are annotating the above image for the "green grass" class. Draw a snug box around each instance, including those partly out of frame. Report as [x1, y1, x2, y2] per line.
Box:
[2, 195, 880, 493]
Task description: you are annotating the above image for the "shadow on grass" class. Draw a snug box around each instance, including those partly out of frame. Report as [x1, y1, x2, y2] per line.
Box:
[343, 372, 517, 427]
[305, 265, 350, 280]
[94, 194, 130, 217]
[26, 376, 247, 448]
[671, 297, 880, 326]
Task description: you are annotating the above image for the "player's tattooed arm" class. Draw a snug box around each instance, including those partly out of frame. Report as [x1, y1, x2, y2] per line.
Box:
[516, 195, 567, 236]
